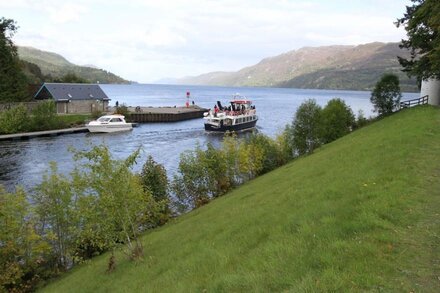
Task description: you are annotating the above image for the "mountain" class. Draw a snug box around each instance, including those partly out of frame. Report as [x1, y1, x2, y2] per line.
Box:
[18, 46, 129, 84]
[41, 106, 440, 291]
[177, 42, 418, 92]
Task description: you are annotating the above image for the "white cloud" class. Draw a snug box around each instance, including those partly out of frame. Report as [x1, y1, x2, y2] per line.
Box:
[46, 3, 87, 24]
[2, 0, 412, 82]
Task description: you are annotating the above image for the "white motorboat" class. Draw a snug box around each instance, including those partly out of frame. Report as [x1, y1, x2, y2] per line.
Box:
[87, 114, 133, 133]
[203, 94, 258, 132]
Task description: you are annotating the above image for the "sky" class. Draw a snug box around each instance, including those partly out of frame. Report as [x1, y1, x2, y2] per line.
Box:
[1, 0, 412, 83]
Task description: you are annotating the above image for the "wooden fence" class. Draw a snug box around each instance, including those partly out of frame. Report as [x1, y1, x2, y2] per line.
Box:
[400, 95, 429, 109]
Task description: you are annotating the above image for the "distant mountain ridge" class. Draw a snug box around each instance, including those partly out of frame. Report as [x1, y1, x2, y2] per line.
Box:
[18, 46, 129, 84]
[176, 42, 418, 92]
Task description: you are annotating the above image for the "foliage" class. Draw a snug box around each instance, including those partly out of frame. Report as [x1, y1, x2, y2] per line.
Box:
[21, 60, 46, 84]
[31, 100, 61, 131]
[53, 72, 89, 83]
[72, 146, 158, 261]
[0, 103, 30, 134]
[140, 155, 170, 226]
[114, 104, 130, 117]
[0, 186, 52, 292]
[396, 0, 440, 80]
[172, 133, 289, 211]
[0, 18, 28, 102]
[33, 163, 78, 271]
[289, 99, 323, 156]
[91, 110, 103, 119]
[354, 110, 370, 129]
[172, 146, 213, 210]
[370, 73, 402, 116]
[320, 98, 355, 143]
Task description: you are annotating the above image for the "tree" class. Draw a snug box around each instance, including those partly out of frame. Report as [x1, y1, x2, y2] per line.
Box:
[53, 72, 89, 83]
[31, 100, 59, 131]
[289, 99, 323, 156]
[320, 98, 355, 143]
[0, 186, 51, 292]
[172, 146, 212, 210]
[33, 163, 78, 271]
[354, 110, 369, 129]
[396, 0, 440, 80]
[0, 18, 28, 102]
[72, 146, 157, 263]
[0, 104, 30, 134]
[370, 74, 402, 116]
[140, 155, 170, 226]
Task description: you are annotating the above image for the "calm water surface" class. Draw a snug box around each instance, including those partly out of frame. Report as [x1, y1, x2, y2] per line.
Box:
[0, 84, 418, 191]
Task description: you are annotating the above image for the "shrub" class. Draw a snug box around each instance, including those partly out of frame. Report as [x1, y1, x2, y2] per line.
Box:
[140, 155, 171, 226]
[31, 100, 60, 131]
[114, 104, 130, 118]
[0, 104, 30, 134]
[320, 98, 355, 144]
[172, 146, 213, 210]
[370, 73, 402, 116]
[32, 163, 77, 271]
[91, 110, 103, 119]
[354, 110, 370, 129]
[0, 186, 52, 292]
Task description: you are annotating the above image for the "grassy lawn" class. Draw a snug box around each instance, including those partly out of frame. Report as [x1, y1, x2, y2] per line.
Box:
[41, 106, 440, 292]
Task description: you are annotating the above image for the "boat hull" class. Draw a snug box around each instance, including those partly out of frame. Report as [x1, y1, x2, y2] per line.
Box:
[204, 120, 257, 132]
[87, 124, 133, 133]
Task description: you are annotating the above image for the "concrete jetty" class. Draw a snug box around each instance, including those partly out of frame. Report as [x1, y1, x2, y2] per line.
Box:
[127, 105, 208, 123]
[0, 127, 89, 141]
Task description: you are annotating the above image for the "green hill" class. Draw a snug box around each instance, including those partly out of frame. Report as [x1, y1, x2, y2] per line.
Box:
[177, 42, 418, 92]
[18, 46, 129, 84]
[42, 106, 439, 292]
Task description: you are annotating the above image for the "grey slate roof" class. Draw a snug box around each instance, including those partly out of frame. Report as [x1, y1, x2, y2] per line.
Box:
[34, 83, 110, 101]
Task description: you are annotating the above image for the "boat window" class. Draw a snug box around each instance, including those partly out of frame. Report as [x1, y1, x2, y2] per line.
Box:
[110, 118, 122, 122]
[98, 117, 111, 122]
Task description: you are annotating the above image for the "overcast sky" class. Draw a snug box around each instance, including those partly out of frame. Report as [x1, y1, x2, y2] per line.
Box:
[1, 0, 411, 83]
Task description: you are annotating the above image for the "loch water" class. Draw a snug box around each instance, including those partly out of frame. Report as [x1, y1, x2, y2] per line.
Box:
[0, 84, 418, 191]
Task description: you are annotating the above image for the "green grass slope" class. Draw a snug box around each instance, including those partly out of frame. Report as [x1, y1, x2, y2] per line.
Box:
[42, 106, 440, 292]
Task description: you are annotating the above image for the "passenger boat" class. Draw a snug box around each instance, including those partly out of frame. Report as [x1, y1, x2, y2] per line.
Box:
[87, 114, 133, 133]
[203, 95, 258, 132]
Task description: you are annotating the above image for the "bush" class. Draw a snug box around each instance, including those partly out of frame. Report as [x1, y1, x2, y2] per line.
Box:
[320, 98, 355, 144]
[370, 73, 402, 116]
[0, 104, 30, 134]
[140, 156, 170, 226]
[172, 133, 291, 212]
[0, 186, 52, 292]
[31, 100, 60, 131]
[354, 110, 370, 129]
[114, 104, 130, 118]
[91, 110, 103, 119]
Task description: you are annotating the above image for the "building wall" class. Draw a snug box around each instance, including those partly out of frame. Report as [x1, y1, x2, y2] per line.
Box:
[58, 100, 110, 114]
